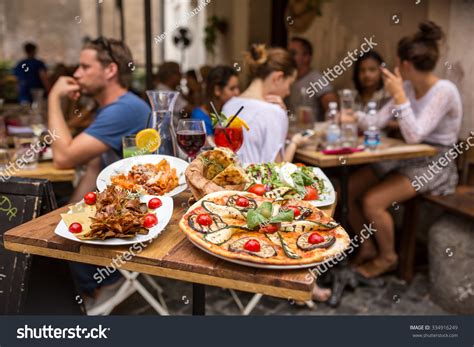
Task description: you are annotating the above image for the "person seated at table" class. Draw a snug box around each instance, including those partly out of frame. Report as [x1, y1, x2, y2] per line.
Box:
[352, 50, 391, 112]
[13, 42, 51, 103]
[154, 61, 191, 116]
[47, 37, 151, 307]
[191, 65, 240, 136]
[287, 37, 338, 122]
[222, 44, 311, 165]
[345, 21, 462, 278]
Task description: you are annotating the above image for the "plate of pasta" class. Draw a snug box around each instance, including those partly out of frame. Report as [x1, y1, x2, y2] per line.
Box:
[96, 154, 188, 197]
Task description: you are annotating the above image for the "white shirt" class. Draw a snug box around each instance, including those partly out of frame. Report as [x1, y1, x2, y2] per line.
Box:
[358, 80, 462, 146]
[222, 97, 288, 165]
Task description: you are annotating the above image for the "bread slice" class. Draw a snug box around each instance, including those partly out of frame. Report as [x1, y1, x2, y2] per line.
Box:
[212, 164, 249, 185]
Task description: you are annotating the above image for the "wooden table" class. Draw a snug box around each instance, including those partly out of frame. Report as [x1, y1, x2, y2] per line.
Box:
[4, 193, 336, 315]
[295, 137, 437, 228]
[1, 161, 75, 182]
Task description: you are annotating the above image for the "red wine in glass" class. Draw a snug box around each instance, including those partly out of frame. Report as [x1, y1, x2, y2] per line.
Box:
[177, 130, 206, 158]
[214, 126, 243, 152]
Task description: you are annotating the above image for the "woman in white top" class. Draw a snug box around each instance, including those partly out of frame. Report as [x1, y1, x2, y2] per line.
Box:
[222, 44, 308, 165]
[343, 21, 463, 278]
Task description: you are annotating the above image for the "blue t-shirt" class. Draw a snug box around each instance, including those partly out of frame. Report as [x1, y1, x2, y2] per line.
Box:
[85, 92, 151, 166]
[13, 58, 47, 102]
[191, 107, 213, 135]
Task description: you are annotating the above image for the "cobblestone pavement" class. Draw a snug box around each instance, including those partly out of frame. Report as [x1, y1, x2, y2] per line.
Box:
[112, 270, 449, 315]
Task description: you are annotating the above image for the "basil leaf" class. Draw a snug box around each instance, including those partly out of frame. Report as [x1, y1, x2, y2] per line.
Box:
[247, 210, 268, 230]
[291, 172, 307, 196]
[270, 209, 294, 223]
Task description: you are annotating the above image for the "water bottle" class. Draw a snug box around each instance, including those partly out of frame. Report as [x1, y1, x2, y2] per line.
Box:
[364, 101, 380, 151]
[325, 102, 341, 150]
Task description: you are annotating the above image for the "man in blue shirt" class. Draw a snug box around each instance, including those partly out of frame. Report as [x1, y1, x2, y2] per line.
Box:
[47, 37, 150, 308]
[14, 42, 50, 103]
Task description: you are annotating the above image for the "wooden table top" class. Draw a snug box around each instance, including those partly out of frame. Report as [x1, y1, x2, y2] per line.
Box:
[4, 193, 336, 301]
[295, 137, 438, 168]
[1, 161, 75, 182]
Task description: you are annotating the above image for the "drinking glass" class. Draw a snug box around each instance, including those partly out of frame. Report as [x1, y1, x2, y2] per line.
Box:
[176, 119, 206, 162]
[122, 135, 139, 158]
[13, 135, 39, 169]
[341, 123, 358, 148]
[214, 124, 244, 152]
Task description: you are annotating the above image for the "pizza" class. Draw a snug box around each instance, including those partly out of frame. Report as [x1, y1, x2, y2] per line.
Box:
[179, 190, 350, 266]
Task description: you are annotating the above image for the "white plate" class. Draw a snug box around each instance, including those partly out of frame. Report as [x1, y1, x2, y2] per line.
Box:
[188, 237, 337, 270]
[309, 167, 336, 207]
[54, 195, 173, 246]
[96, 154, 188, 197]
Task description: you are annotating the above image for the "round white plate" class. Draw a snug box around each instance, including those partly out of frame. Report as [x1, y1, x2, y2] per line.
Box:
[96, 154, 188, 197]
[187, 236, 337, 270]
[309, 167, 336, 207]
[54, 195, 173, 246]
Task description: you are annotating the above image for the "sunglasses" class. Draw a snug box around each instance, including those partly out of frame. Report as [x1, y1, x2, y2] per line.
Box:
[91, 36, 119, 66]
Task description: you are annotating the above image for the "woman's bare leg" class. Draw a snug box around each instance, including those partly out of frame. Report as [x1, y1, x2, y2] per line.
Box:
[356, 173, 417, 278]
[347, 166, 380, 265]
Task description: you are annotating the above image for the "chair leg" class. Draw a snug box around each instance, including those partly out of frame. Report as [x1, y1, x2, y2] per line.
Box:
[398, 197, 420, 283]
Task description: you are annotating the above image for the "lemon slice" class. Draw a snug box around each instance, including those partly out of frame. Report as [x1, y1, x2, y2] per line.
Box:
[228, 116, 249, 131]
[135, 128, 161, 153]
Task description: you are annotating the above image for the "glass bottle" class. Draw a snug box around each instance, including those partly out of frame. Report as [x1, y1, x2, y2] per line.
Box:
[146, 90, 179, 156]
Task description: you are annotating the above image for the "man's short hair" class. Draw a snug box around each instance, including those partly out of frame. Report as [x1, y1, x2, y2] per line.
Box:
[83, 37, 134, 89]
[156, 62, 181, 83]
[291, 37, 313, 57]
[24, 42, 37, 55]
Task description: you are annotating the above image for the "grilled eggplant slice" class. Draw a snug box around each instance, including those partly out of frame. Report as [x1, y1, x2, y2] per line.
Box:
[203, 225, 250, 245]
[228, 237, 276, 258]
[202, 200, 246, 220]
[264, 187, 297, 199]
[280, 220, 339, 233]
[297, 232, 336, 250]
[188, 213, 227, 233]
[226, 194, 257, 211]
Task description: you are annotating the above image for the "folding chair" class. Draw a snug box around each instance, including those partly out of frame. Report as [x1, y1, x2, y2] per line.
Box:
[86, 271, 169, 316]
[228, 290, 315, 315]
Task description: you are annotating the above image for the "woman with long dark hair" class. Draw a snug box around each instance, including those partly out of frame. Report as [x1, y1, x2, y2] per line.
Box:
[352, 50, 390, 111]
[191, 65, 240, 135]
[347, 21, 462, 278]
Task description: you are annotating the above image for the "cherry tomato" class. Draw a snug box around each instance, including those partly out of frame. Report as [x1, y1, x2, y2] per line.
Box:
[308, 232, 324, 244]
[260, 223, 281, 233]
[148, 197, 162, 209]
[196, 213, 213, 226]
[248, 184, 266, 196]
[295, 163, 306, 167]
[235, 196, 250, 207]
[143, 213, 158, 228]
[303, 186, 319, 201]
[83, 192, 97, 205]
[68, 222, 83, 233]
[244, 239, 261, 252]
[287, 206, 301, 217]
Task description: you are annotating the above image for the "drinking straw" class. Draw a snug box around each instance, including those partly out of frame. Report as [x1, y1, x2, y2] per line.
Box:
[225, 106, 244, 128]
[210, 101, 232, 144]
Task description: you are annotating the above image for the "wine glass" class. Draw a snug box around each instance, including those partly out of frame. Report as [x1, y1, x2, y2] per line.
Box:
[176, 119, 206, 162]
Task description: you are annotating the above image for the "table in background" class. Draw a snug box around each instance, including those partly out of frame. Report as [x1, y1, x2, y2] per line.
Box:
[1, 161, 75, 182]
[295, 137, 437, 228]
[4, 193, 336, 315]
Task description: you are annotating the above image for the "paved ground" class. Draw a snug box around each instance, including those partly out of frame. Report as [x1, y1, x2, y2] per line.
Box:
[112, 267, 449, 315]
